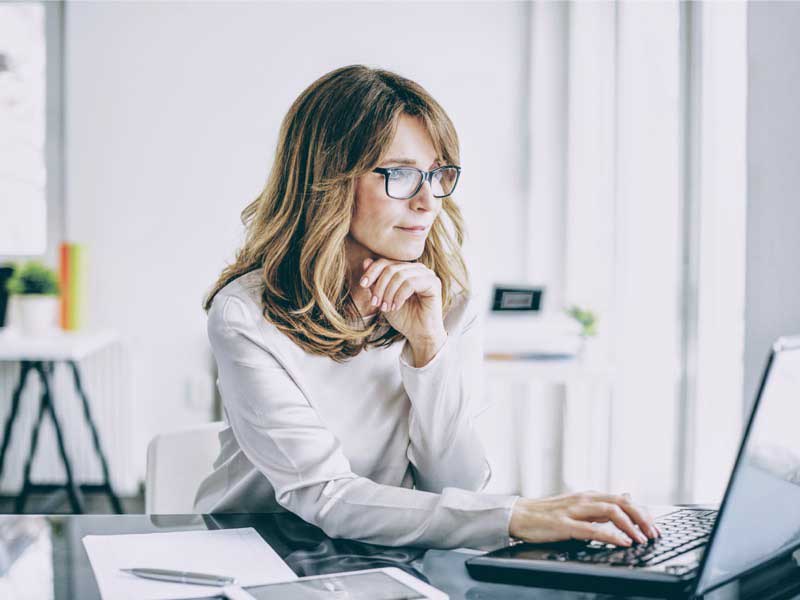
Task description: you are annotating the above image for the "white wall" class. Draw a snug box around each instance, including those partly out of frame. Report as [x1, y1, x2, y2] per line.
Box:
[64, 2, 529, 487]
[745, 2, 800, 411]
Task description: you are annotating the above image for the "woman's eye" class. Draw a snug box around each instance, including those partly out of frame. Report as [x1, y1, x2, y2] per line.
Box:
[389, 169, 414, 181]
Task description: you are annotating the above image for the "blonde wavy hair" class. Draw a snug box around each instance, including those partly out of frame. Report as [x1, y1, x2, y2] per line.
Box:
[204, 65, 469, 361]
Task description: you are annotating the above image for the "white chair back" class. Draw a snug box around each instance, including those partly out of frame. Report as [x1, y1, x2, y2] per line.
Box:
[145, 421, 225, 514]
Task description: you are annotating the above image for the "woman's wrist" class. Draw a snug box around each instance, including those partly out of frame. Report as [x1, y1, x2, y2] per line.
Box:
[408, 328, 447, 367]
[509, 498, 534, 539]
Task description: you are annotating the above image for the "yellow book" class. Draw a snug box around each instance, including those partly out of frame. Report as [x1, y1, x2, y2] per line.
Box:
[67, 243, 87, 330]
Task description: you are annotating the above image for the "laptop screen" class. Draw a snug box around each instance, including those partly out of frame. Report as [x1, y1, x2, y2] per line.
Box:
[695, 341, 800, 594]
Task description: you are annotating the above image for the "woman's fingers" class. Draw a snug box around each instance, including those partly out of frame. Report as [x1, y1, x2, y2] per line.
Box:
[572, 502, 647, 544]
[391, 279, 426, 312]
[383, 274, 414, 311]
[569, 519, 633, 547]
[381, 269, 411, 310]
[363, 262, 431, 311]
[510, 492, 660, 547]
[365, 263, 406, 309]
[359, 258, 392, 290]
[595, 493, 658, 539]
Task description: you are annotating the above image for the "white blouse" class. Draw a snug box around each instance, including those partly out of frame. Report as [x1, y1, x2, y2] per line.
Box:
[194, 270, 519, 550]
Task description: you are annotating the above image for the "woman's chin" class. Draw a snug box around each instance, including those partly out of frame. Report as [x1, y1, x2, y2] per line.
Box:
[380, 246, 424, 262]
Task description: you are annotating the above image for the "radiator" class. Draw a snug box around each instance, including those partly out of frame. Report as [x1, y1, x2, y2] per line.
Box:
[0, 341, 138, 497]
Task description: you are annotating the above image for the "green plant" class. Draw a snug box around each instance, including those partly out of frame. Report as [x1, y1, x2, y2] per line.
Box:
[5, 261, 60, 296]
[566, 305, 597, 337]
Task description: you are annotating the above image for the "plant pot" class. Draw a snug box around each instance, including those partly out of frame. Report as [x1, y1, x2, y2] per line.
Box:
[17, 294, 60, 336]
[577, 335, 605, 367]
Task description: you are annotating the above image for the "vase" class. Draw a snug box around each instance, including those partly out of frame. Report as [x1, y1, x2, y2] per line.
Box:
[18, 294, 60, 335]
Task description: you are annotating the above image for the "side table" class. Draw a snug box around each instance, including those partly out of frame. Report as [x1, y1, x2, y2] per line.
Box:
[0, 329, 123, 513]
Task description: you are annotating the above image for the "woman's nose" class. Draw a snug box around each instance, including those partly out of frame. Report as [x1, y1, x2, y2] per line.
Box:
[409, 179, 436, 211]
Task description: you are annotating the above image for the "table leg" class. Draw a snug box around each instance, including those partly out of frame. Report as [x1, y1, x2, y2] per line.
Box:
[0, 361, 33, 481]
[31, 362, 85, 513]
[68, 360, 124, 514]
[14, 380, 49, 513]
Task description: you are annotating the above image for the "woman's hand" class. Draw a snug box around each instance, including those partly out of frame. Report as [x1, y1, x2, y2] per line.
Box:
[359, 258, 446, 366]
[509, 491, 661, 547]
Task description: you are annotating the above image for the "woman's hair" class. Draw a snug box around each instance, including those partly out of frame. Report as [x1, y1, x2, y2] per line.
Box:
[204, 65, 469, 361]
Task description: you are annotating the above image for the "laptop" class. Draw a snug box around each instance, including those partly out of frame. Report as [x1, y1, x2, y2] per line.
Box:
[467, 335, 800, 599]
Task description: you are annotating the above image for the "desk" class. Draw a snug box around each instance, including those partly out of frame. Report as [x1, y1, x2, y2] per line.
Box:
[1, 513, 797, 600]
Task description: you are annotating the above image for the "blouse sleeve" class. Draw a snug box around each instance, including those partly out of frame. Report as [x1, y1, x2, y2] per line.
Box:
[208, 294, 518, 550]
[399, 294, 494, 493]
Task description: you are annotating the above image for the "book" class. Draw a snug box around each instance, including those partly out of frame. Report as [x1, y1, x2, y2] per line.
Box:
[59, 242, 70, 329]
[59, 242, 87, 330]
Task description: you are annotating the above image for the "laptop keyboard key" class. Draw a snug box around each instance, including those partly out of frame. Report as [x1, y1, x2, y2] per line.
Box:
[563, 509, 717, 568]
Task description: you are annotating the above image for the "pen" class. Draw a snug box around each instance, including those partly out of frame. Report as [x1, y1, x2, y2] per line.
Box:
[121, 568, 257, 600]
[121, 567, 235, 585]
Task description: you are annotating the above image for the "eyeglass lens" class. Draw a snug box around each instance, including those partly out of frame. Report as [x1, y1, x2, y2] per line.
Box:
[387, 167, 459, 199]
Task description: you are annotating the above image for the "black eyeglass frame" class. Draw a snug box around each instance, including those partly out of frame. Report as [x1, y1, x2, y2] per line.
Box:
[372, 165, 462, 200]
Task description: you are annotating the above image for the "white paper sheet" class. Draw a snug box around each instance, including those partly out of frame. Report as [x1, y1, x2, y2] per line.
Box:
[82, 527, 297, 600]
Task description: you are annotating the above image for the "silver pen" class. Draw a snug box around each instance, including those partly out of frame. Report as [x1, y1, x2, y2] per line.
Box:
[121, 568, 258, 600]
[121, 568, 235, 585]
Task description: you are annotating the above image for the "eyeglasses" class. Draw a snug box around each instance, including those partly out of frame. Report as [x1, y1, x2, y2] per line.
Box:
[372, 165, 462, 200]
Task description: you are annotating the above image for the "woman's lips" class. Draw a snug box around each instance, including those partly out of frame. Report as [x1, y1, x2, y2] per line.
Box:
[396, 226, 427, 235]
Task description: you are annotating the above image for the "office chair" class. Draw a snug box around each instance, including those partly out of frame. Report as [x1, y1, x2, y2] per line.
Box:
[145, 421, 225, 514]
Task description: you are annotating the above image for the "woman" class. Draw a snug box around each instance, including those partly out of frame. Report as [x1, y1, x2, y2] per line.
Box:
[194, 65, 658, 550]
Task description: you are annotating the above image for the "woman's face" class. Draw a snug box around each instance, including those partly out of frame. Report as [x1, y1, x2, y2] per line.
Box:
[349, 114, 442, 262]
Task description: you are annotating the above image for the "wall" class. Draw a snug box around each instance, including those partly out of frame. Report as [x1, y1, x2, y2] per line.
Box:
[63, 1, 529, 489]
[745, 2, 800, 410]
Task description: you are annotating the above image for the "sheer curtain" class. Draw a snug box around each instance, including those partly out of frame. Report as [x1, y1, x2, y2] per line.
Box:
[525, 1, 746, 505]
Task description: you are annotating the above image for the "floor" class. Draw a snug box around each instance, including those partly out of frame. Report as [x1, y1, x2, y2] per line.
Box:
[0, 492, 144, 514]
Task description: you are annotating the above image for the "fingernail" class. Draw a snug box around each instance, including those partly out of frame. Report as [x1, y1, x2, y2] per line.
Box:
[391, 303, 396, 311]
[371, 296, 378, 306]
[622, 537, 632, 546]
[360, 277, 369, 287]
[381, 302, 388, 311]
[637, 533, 648, 544]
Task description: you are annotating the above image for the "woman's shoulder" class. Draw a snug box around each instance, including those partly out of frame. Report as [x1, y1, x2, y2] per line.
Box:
[217, 269, 263, 300]
[206, 270, 310, 366]
[206, 270, 285, 345]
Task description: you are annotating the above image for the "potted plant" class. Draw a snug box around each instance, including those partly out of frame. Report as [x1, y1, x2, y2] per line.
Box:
[566, 305, 598, 338]
[5, 261, 61, 335]
[566, 305, 599, 363]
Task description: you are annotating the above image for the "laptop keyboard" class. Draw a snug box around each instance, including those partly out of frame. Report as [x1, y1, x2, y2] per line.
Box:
[562, 509, 717, 568]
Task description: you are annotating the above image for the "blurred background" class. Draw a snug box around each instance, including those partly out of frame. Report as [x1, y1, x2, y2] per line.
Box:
[0, 0, 797, 515]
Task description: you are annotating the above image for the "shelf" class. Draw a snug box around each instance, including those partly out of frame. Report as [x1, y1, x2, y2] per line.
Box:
[483, 355, 614, 385]
[0, 328, 119, 361]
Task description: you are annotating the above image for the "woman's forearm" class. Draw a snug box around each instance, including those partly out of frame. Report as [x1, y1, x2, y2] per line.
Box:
[401, 320, 491, 492]
[281, 474, 517, 550]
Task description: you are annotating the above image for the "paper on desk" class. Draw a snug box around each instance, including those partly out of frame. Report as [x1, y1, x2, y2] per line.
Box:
[82, 527, 297, 600]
